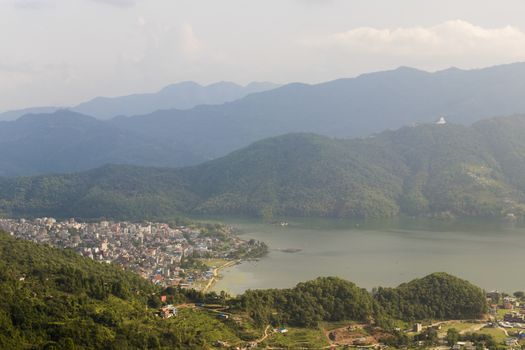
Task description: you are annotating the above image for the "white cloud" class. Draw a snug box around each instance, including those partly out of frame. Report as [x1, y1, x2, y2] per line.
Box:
[302, 20, 525, 61]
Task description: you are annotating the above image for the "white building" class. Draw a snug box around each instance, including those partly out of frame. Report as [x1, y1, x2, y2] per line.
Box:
[436, 116, 447, 125]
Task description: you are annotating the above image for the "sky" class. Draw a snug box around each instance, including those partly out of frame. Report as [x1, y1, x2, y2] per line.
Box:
[2, 0, 525, 111]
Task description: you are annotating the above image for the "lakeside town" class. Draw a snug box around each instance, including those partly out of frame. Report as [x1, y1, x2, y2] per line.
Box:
[0, 217, 267, 289]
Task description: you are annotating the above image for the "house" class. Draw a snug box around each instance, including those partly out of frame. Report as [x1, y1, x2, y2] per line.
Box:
[276, 327, 288, 334]
[217, 313, 229, 320]
[159, 305, 178, 319]
[413, 323, 423, 332]
[504, 312, 525, 323]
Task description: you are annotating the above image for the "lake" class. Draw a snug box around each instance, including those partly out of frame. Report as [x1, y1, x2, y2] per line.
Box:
[208, 217, 525, 294]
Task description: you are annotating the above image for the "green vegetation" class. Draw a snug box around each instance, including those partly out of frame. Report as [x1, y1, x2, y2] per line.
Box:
[261, 327, 329, 349]
[231, 277, 378, 328]
[0, 230, 491, 349]
[231, 273, 487, 328]
[475, 327, 508, 344]
[374, 273, 487, 321]
[4, 115, 525, 220]
[0, 231, 245, 349]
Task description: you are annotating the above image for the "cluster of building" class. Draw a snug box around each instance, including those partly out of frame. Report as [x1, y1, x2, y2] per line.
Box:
[0, 217, 263, 288]
[503, 312, 525, 324]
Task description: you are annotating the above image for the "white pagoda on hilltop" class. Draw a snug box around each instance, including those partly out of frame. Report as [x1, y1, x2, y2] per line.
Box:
[436, 116, 447, 125]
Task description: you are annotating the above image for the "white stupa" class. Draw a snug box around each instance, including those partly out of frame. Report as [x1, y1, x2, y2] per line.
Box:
[436, 116, 447, 125]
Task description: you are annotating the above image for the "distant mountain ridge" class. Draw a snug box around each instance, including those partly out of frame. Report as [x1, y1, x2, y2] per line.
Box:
[73, 81, 280, 119]
[3, 114, 525, 220]
[3, 62, 525, 176]
[0, 81, 279, 121]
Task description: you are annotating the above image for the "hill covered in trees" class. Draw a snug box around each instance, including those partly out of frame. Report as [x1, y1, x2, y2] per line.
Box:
[231, 273, 486, 328]
[0, 231, 487, 349]
[0, 231, 243, 349]
[4, 63, 525, 176]
[3, 115, 525, 220]
[374, 273, 488, 321]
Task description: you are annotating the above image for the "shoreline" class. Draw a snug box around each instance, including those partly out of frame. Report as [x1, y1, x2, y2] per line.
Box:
[201, 259, 241, 293]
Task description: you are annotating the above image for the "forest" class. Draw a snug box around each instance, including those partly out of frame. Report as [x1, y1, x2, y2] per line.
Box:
[3, 115, 525, 221]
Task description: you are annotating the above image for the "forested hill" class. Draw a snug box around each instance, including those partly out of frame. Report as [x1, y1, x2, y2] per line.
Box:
[0, 231, 160, 349]
[234, 273, 487, 327]
[3, 115, 525, 220]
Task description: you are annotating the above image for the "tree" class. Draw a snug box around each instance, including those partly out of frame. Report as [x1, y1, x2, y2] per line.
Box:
[447, 328, 460, 346]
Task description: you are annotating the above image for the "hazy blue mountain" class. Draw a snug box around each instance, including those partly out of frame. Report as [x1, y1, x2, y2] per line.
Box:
[0, 81, 279, 121]
[0, 106, 63, 121]
[72, 81, 280, 119]
[111, 62, 525, 161]
[0, 110, 207, 176]
[3, 63, 525, 176]
[3, 115, 525, 220]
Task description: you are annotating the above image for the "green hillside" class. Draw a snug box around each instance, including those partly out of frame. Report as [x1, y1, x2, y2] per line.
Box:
[3, 115, 525, 220]
[0, 232, 242, 349]
[374, 273, 488, 321]
[231, 272, 486, 329]
[0, 231, 489, 348]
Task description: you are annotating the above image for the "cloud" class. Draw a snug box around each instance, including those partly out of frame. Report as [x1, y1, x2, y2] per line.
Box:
[302, 20, 525, 59]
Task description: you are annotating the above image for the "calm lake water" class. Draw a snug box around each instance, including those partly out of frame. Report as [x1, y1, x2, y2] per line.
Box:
[206, 217, 525, 295]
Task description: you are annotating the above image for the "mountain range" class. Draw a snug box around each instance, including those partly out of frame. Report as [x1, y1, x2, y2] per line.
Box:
[2, 114, 525, 220]
[0, 81, 279, 121]
[3, 63, 525, 176]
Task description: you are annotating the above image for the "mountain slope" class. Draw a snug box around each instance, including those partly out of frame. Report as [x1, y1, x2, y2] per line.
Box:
[184, 123, 522, 219]
[0, 106, 62, 122]
[0, 231, 261, 349]
[112, 62, 525, 161]
[3, 115, 525, 220]
[0, 110, 207, 176]
[0, 231, 154, 349]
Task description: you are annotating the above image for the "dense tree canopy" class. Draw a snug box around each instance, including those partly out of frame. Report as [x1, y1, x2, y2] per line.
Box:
[3, 115, 525, 220]
[373, 272, 487, 321]
[0, 232, 240, 349]
[232, 273, 488, 328]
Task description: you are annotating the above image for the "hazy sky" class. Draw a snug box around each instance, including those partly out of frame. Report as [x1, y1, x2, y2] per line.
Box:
[2, 0, 525, 111]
